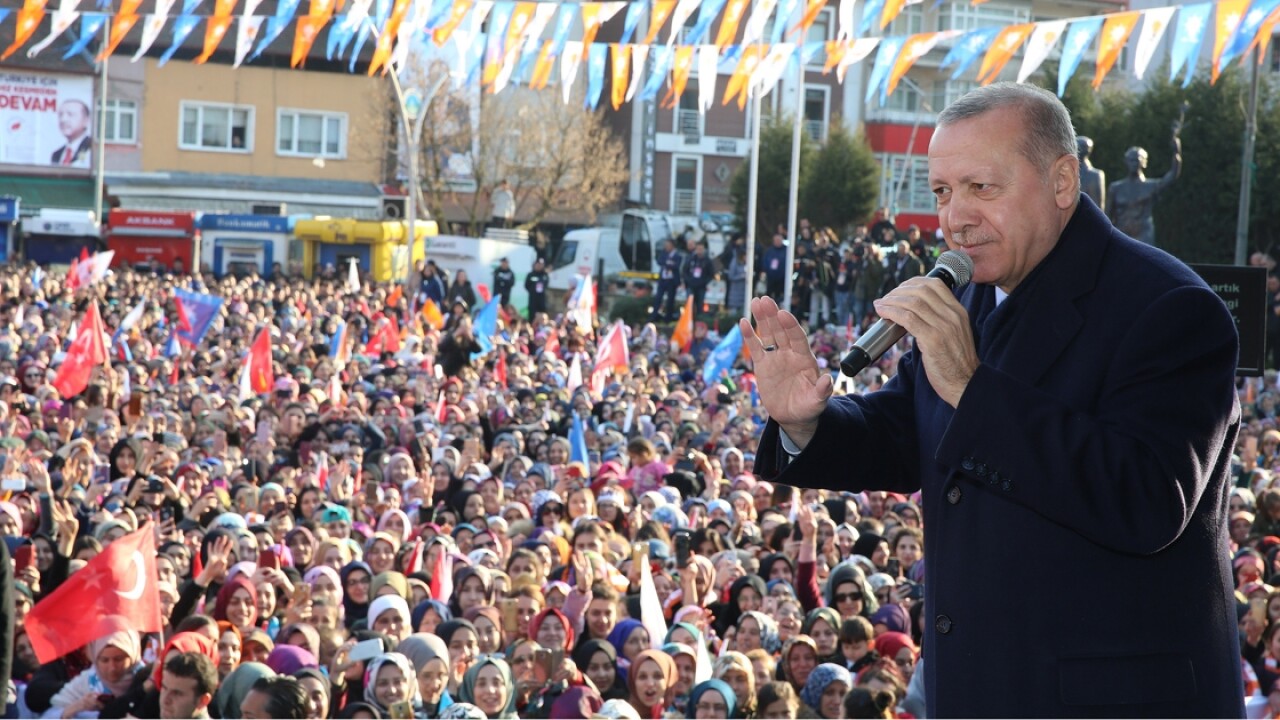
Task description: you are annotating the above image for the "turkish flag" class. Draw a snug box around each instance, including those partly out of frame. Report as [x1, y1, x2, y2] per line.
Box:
[52, 302, 108, 398]
[65, 257, 80, 291]
[239, 327, 273, 401]
[246, 327, 274, 395]
[593, 321, 629, 374]
[495, 352, 508, 388]
[25, 526, 162, 664]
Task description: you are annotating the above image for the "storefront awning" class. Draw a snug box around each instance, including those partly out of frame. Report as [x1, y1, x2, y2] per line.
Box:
[0, 176, 95, 215]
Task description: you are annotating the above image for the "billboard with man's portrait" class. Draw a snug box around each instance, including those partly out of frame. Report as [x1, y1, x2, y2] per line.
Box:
[0, 70, 95, 170]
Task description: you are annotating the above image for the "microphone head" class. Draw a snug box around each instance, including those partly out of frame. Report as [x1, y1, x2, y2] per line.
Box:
[935, 250, 974, 288]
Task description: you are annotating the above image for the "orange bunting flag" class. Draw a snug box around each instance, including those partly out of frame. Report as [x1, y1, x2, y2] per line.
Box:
[195, 15, 234, 63]
[1212, 0, 1250, 82]
[368, 0, 411, 75]
[213, 0, 238, 15]
[663, 46, 697, 109]
[722, 45, 765, 110]
[823, 40, 847, 74]
[1258, 8, 1280, 61]
[530, 40, 556, 89]
[791, 0, 829, 38]
[291, 15, 326, 67]
[2, 4, 49, 61]
[387, 285, 403, 310]
[432, 0, 472, 46]
[880, 0, 906, 30]
[97, 12, 141, 61]
[715, 0, 750, 47]
[644, 0, 677, 45]
[977, 23, 1033, 85]
[421, 298, 444, 330]
[505, 2, 536, 53]
[610, 44, 632, 111]
[581, 2, 610, 47]
[888, 32, 939, 96]
[1093, 11, 1140, 89]
[671, 297, 694, 353]
[309, 0, 336, 22]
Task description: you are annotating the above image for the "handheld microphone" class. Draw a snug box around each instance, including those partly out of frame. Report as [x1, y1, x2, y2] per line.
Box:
[839, 250, 974, 377]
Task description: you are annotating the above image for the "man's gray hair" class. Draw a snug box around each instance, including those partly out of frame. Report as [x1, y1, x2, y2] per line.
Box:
[937, 82, 1077, 175]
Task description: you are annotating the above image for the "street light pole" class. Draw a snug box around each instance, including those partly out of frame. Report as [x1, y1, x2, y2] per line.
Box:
[388, 66, 446, 285]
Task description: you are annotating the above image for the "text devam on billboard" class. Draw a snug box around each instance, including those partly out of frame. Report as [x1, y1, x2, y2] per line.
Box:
[0, 71, 95, 170]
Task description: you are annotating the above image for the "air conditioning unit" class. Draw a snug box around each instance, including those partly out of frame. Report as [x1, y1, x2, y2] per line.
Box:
[251, 202, 287, 216]
[382, 197, 406, 219]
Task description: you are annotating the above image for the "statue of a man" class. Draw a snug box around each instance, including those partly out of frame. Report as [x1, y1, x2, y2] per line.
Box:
[1077, 136, 1105, 210]
[1105, 122, 1182, 245]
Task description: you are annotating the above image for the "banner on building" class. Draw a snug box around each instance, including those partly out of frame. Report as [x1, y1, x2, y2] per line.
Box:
[0, 70, 94, 170]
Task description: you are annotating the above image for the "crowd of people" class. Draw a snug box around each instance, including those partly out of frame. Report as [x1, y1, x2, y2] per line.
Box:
[0, 250, 927, 720]
[0, 219, 1270, 719]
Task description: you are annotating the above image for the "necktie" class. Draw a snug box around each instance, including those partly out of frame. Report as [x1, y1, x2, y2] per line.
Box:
[62, 147, 72, 165]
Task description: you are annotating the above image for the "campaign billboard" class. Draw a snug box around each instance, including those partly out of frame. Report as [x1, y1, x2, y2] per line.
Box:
[0, 71, 95, 170]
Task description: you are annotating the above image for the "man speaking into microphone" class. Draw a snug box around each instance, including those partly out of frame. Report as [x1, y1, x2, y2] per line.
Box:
[742, 83, 1242, 717]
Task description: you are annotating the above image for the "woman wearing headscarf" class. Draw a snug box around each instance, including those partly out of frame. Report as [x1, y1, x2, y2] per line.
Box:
[800, 608, 843, 665]
[410, 599, 452, 634]
[778, 636, 819, 694]
[527, 608, 573, 653]
[48, 629, 143, 719]
[712, 575, 766, 637]
[606, 618, 649, 672]
[367, 595, 412, 644]
[627, 649, 677, 720]
[712, 652, 756, 718]
[212, 662, 274, 720]
[371, 571, 410, 601]
[822, 563, 878, 622]
[450, 567, 495, 618]
[436, 619, 481, 695]
[339, 561, 373, 630]
[212, 576, 260, 636]
[293, 667, 331, 720]
[457, 658, 518, 719]
[303, 566, 343, 610]
[465, 606, 505, 656]
[687, 679, 738, 720]
[363, 652, 423, 718]
[736, 611, 781, 654]
[397, 633, 456, 717]
[798, 663, 852, 719]
[571, 640, 628, 701]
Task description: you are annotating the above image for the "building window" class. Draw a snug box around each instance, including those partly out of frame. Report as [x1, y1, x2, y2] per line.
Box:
[672, 156, 700, 215]
[277, 109, 346, 158]
[939, 1, 1029, 32]
[878, 153, 933, 213]
[180, 102, 252, 152]
[804, 86, 829, 142]
[676, 80, 702, 141]
[103, 99, 137, 144]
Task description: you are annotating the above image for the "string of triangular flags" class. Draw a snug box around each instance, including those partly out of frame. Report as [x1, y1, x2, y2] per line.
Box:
[3, 0, 1275, 107]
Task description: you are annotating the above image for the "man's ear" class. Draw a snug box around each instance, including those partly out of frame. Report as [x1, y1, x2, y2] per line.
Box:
[197, 691, 213, 711]
[1053, 154, 1080, 209]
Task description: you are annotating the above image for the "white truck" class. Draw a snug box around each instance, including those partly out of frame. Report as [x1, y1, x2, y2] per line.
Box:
[425, 233, 537, 313]
[547, 208, 726, 308]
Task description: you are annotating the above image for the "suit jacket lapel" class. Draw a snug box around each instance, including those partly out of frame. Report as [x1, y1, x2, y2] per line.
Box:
[974, 196, 1109, 387]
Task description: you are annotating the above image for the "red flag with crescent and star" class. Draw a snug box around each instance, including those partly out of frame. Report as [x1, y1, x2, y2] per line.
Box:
[25, 526, 162, 663]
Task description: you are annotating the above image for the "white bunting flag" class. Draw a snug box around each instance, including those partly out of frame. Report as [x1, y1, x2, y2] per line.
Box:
[1016, 20, 1066, 83]
[1133, 6, 1177, 79]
